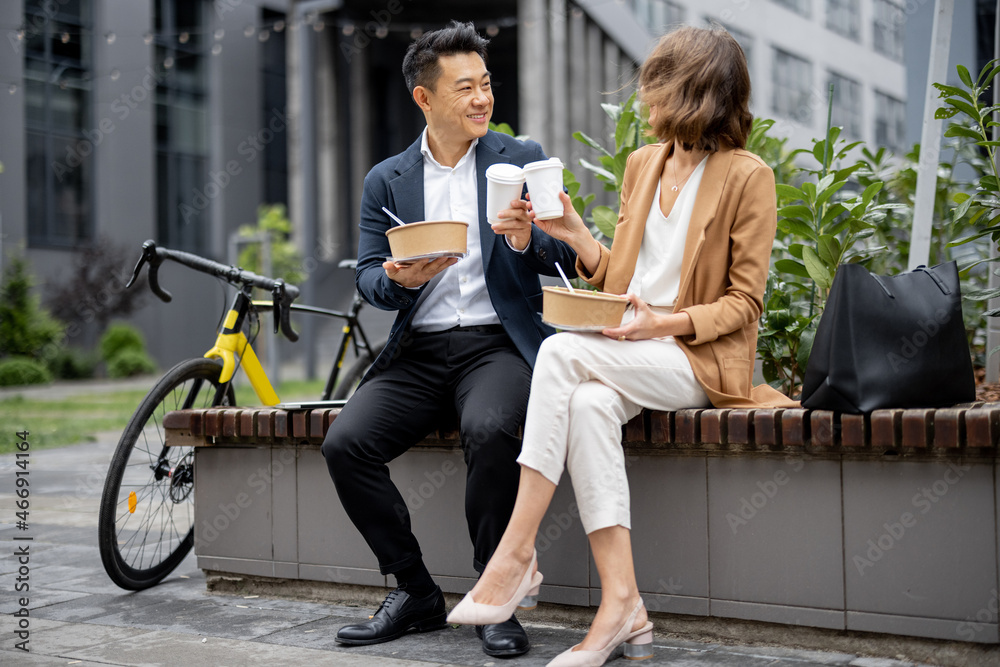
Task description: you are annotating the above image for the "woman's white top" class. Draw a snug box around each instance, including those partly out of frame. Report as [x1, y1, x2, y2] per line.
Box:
[625, 154, 708, 309]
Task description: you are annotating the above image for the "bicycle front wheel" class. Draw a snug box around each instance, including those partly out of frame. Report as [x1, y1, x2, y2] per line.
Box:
[98, 358, 234, 590]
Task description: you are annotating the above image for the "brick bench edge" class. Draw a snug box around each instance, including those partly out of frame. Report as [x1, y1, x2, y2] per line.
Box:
[163, 404, 1000, 454]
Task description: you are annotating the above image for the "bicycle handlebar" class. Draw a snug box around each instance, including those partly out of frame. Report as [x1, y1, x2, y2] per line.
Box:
[126, 240, 300, 342]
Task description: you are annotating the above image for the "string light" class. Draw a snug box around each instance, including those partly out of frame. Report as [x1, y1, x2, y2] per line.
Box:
[0, 13, 526, 96]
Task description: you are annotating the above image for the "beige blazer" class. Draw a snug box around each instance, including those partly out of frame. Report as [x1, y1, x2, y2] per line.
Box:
[576, 142, 797, 408]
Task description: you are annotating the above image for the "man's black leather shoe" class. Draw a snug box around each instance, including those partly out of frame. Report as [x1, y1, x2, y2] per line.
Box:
[336, 585, 447, 645]
[475, 615, 530, 657]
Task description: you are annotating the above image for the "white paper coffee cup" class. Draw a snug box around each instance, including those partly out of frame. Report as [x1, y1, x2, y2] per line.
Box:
[485, 163, 526, 224]
[522, 157, 565, 220]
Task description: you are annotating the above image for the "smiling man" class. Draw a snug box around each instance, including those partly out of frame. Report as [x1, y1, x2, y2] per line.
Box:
[321, 21, 577, 658]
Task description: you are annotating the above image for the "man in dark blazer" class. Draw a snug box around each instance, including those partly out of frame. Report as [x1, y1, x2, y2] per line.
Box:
[321, 21, 576, 657]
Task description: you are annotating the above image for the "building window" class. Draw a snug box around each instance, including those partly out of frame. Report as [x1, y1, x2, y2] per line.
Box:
[24, 0, 93, 248]
[873, 0, 904, 61]
[772, 0, 811, 19]
[827, 0, 860, 41]
[155, 0, 208, 253]
[261, 9, 288, 209]
[772, 48, 814, 124]
[875, 91, 906, 152]
[632, 0, 685, 32]
[827, 71, 862, 138]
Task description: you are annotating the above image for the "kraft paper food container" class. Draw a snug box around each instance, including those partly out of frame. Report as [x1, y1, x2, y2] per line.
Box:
[542, 286, 629, 330]
[385, 220, 469, 261]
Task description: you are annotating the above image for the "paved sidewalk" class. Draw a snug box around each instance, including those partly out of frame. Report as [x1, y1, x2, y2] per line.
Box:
[0, 438, 991, 666]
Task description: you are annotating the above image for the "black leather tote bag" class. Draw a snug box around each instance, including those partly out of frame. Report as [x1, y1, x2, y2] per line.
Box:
[800, 261, 975, 413]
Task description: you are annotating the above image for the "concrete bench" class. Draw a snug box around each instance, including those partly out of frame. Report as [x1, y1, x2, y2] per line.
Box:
[165, 405, 1000, 645]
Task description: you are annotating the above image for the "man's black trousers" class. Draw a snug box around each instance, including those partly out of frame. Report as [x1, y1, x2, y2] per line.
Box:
[320, 326, 532, 575]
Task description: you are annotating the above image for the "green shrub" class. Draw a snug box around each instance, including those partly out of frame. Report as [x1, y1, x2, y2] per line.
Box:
[43, 346, 98, 380]
[0, 357, 52, 387]
[0, 253, 64, 359]
[106, 349, 156, 378]
[100, 323, 145, 362]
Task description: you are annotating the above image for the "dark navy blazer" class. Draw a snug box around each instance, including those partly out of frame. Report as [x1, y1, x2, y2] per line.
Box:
[355, 130, 578, 374]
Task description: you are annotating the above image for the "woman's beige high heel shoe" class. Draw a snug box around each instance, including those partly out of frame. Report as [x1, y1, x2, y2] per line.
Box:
[446, 551, 543, 626]
[546, 598, 654, 666]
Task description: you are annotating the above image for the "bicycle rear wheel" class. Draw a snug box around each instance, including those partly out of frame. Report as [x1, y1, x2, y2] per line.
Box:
[332, 340, 386, 401]
[98, 358, 234, 590]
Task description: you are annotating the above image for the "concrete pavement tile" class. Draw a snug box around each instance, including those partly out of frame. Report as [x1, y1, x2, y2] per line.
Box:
[18, 543, 95, 568]
[719, 644, 857, 664]
[31, 593, 176, 623]
[0, 588, 91, 614]
[84, 597, 327, 640]
[850, 659, 918, 666]
[66, 629, 437, 667]
[5, 524, 99, 546]
[23, 623, 155, 656]
[0, 649, 107, 666]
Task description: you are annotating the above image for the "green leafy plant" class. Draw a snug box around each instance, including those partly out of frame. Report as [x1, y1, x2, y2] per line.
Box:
[0, 357, 52, 387]
[99, 323, 145, 362]
[237, 204, 305, 285]
[935, 60, 1000, 244]
[570, 92, 658, 239]
[43, 346, 98, 380]
[758, 96, 904, 394]
[100, 322, 156, 378]
[0, 252, 64, 361]
[934, 60, 1000, 364]
[106, 348, 156, 379]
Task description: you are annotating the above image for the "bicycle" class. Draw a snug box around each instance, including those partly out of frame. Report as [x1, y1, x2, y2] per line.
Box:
[98, 240, 386, 590]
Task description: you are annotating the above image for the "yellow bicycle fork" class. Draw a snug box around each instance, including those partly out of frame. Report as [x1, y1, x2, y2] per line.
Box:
[203, 308, 279, 406]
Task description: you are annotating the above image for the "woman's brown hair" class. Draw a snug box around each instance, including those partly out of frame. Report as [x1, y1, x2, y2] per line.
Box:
[639, 26, 752, 151]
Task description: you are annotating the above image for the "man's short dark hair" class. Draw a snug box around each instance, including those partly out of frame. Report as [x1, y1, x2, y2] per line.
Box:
[402, 20, 489, 94]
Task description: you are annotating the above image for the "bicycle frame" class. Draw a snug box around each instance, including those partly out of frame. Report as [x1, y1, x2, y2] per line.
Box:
[252, 291, 377, 401]
[205, 288, 279, 406]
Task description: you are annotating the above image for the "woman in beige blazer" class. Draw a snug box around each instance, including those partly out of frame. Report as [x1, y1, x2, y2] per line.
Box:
[447, 26, 794, 666]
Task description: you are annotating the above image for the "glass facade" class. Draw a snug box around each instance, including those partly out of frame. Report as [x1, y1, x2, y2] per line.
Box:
[24, 0, 93, 248]
[828, 70, 862, 138]
[875, 90, 906, 152]
[155, 0, 208, 252]
[873, 0, 905, 61]
[772, 48, 814, 124]
[826, 0, 860, 41]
